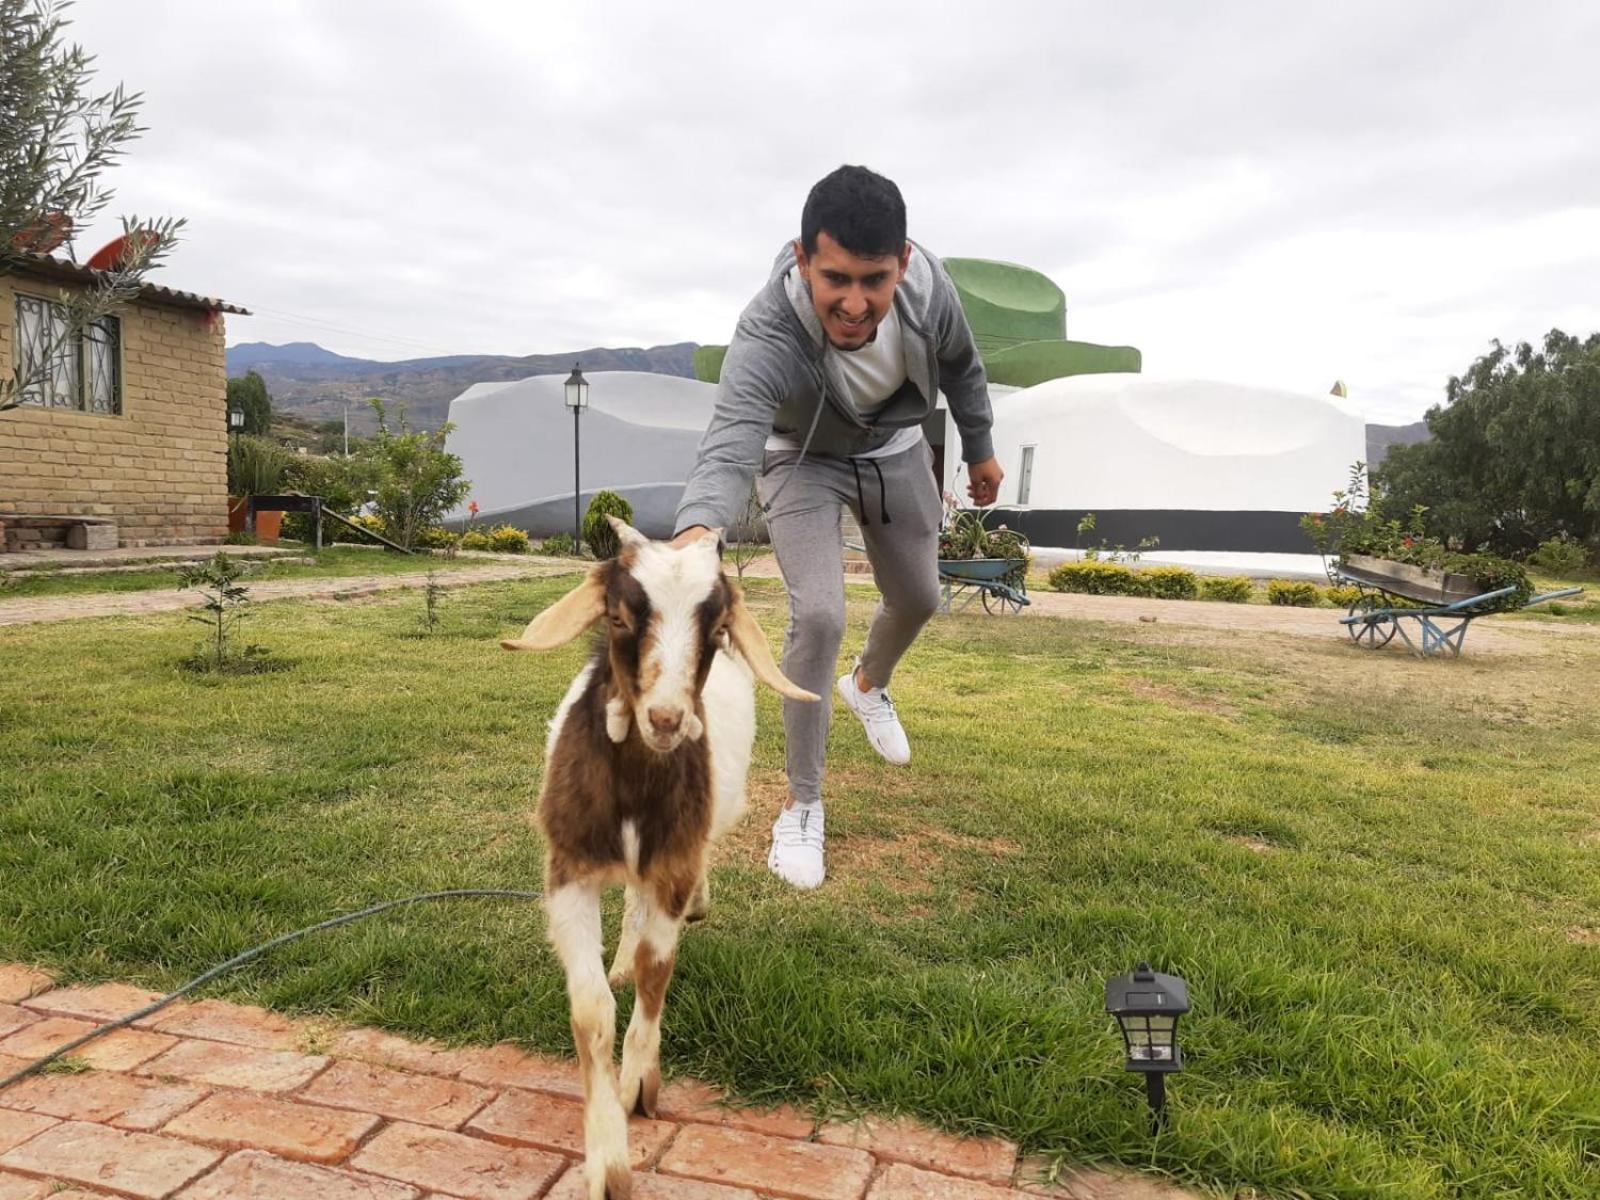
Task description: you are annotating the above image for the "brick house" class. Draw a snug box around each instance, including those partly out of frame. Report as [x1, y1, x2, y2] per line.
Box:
[0, 251, 248, 551]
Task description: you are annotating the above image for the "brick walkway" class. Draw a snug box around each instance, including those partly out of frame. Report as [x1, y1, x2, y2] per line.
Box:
[0, 562, 578, 628]
[0, 966, 1196, 1200]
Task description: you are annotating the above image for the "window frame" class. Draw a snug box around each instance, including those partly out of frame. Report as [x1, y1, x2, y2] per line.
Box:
[1017, 444, 1037, 505]
[12, 291, 124, 417]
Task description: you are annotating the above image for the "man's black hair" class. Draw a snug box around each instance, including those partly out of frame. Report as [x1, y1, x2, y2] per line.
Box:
[800, 165, 906, 258]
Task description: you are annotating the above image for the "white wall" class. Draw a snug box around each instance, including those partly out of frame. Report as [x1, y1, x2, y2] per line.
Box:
[950, 374, 1365, 512]
[445, 371, 717, 526]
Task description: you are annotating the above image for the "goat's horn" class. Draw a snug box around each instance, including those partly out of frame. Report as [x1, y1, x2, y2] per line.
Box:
[605, 516, 648, 549]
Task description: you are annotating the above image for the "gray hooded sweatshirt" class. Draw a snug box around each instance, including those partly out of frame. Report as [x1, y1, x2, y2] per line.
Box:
[673, 240, 995, 533]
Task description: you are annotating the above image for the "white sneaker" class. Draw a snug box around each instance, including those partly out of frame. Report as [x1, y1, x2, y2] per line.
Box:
[837, 667, 911, 765]
[768, 804, 825, 889]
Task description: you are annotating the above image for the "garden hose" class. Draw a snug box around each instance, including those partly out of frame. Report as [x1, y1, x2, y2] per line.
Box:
[0, 888, 543, 1094]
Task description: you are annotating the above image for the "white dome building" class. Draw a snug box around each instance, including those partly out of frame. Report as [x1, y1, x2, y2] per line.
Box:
[444, 371, 717, 538]
[956, 374, 1365, 566]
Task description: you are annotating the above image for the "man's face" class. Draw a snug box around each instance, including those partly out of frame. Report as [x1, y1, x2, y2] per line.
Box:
[794, 231, 910, 351]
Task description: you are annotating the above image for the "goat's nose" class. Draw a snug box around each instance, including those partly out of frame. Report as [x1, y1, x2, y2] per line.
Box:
[647, 706, 683, 736]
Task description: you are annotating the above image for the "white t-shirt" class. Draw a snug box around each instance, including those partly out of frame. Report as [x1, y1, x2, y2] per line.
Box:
[767, 274, 925, 460]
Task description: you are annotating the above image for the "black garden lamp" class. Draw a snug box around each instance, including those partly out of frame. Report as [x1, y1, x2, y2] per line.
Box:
[228, 405, 245, 432]
[564, 364, 589, 552]
[1105, 962, 1190, 1132]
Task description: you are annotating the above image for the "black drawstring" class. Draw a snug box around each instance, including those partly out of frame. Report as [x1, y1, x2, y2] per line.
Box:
[869, 459, 891, 525]
[848, 458, 892, 527]
[849, 459, 867, 526]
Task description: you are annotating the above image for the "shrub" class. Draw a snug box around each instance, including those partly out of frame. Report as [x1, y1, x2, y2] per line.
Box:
[1200, 576, 1254, 603]
[485, 524, 531, 554]
[1048, 561, 1136, 595]
[413, 526, 460, 550]
[1141, 566, 1198, 600]
[1324, 584, 1364, 607]
[1528, 533, 1592, 578]
[226, 434, 294, 497]
[360, 399, 470, 550]
[460, 529, 493, 551]
[539, 533, 576, 556]
[583, 491, 634, 559]
[1268, 579, 1321, 607]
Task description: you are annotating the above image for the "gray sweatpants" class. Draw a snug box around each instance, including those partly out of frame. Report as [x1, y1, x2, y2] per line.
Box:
[756, 438, 944, 807]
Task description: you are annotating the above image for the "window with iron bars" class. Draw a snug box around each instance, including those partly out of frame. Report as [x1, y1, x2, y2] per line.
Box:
[13, 294, 122, 416]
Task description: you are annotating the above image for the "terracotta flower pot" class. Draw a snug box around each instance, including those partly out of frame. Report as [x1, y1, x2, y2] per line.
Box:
[227, 497, 283, 544]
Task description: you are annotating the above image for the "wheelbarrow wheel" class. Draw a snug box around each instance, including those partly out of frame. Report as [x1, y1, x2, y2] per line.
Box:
[982, 588, 1024, 615]
[1346, 598, 1395, 648]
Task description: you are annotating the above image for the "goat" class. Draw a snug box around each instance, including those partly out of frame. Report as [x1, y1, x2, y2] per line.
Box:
[502, 518, 817, 1200]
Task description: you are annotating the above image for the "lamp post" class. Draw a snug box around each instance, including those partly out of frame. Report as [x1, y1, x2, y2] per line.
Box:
[564, 364, 589, 552]
[228, 406, 245, 434]
[1105, 963, 1190, 1134]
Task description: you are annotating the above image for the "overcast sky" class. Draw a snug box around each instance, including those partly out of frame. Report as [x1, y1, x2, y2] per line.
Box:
[61, 0, 1600, 424]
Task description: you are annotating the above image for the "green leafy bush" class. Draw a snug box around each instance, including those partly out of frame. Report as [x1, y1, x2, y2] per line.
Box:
[1528, 534, 1592, 577]
[413, 526, 459, 551]
[1048, 561, 1136, 595]
[486, 524, 531, 554]
[226, 434, 295, 497]
[361, 399, 471, 550]
[1141, 566, 1198, 600]
[460, 529, 493, 552]
[1268, 579, 1321, 607]
[583, 491, 634, 559]
[539, 533, 576, 556]
[1324, 584, 1364, 607]
[1199, 576, 1253, 603]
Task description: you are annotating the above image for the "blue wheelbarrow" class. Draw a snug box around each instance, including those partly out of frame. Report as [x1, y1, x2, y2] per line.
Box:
[937, 556, 1031, 615]
[1335, 555, 1582, 657]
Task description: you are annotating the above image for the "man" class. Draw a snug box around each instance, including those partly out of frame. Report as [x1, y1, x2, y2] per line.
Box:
[673, 165, 1002, 889]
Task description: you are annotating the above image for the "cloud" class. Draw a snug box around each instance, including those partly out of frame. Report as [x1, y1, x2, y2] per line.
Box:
[57, 0, 1600, 421]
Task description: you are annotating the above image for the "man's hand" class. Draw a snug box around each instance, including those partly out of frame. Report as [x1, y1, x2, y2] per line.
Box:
[671, 525, 713, 549]
[966, 457, 1004, 507]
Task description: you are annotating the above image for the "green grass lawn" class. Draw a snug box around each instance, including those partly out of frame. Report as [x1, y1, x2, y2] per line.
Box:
[0, 545, 559, 600]
[3, 577, 1599, 1198]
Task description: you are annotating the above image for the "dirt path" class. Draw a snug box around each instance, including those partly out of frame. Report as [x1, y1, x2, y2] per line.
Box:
[0, 562, 580, 628]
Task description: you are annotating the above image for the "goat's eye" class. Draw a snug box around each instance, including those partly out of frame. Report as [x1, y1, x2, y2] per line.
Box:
[610, 615, 628, 630]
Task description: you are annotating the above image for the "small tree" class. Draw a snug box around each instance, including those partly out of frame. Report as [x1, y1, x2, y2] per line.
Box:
[358, 397, 470, 550]
[225, 370, 273, 435]
[2, 0, 185, 416]
[582, 490, 633, 559]
[178, 551, 258, 672]
[726, 481, 768, 580]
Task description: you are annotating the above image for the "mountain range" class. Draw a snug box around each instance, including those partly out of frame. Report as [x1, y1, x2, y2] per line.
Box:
[227, 341, 1432, 460]
[226, 341, 699, 433]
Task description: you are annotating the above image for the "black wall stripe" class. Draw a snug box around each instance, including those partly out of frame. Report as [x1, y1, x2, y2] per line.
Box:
[997, 509, 1315, 554]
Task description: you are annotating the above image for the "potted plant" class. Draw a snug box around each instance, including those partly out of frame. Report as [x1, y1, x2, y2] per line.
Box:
[1302, 464, 1532, 611]
[938, 498, 1030, 590]
[226, 435, 296, 543]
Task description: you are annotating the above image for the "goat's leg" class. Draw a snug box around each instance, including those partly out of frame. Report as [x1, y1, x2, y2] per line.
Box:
[618, 882, 684, 1119]
[607, 885, 642, 989]
[547, 881, 632, 1200]
[685, 872, 711, 924]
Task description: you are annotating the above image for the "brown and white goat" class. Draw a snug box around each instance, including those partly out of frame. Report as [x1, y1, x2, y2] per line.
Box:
[502, 518, 816, 1200]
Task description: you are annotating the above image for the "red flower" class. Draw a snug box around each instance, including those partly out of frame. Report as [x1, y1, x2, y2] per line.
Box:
[1402, 536, 1415, 548]
[468, 501, 480, 515]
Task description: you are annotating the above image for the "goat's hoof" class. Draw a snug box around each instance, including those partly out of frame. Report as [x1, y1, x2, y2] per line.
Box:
[684, 904, 710, 925]
[602, 1161, 633, 1200]
[631, 1065, 661, 1118]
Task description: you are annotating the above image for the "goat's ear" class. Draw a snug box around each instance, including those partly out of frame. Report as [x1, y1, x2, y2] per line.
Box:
[726, 581, 819, 702]
[501, 565, 607, 651]
[604, 515, 648, 550]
